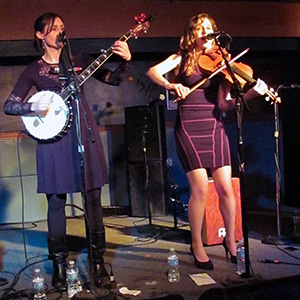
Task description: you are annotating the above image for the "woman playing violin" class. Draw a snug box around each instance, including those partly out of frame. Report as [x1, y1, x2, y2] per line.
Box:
[147, 13, 267, 270]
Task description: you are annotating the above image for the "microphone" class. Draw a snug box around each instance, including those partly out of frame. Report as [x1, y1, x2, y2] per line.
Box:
[201, 31, 221, 39]
[56, 31, 67, 44]
[50, 66, 82, 75]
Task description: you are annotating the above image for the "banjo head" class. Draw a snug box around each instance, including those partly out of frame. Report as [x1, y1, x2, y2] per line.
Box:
[22, 91, 71, 141]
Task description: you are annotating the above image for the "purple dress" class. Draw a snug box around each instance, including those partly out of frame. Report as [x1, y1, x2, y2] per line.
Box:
[174, 62, 231, 172]
[4, 53, 129, 194]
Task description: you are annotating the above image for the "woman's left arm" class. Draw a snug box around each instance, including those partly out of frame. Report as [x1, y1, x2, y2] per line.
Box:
[218, 78, 268, 111]
[244, 78, 268, 102]
[218, 80, 235, 111]
[90, 41, 131, 86]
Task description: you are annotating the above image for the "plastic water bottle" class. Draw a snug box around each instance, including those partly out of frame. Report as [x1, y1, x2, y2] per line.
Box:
[32, 268, 47, 300]
[236, 240, 245, 275]
[66, 260, 82, 298]
[167, 248, 180, 282]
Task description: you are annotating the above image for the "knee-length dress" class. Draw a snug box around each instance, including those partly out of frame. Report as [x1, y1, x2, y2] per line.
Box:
[174, 64, 231, 172]
[4, 52, 129, 194]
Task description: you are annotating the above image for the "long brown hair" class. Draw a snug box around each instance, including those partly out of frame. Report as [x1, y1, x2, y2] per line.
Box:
[179, 13, 218, 76]
[33, 12, 64, 53]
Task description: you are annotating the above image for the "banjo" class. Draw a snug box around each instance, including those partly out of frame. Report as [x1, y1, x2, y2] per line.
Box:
[22, 14, 151, 141]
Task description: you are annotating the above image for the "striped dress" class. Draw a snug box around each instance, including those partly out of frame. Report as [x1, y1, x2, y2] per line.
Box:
[174, 64, 231, 172]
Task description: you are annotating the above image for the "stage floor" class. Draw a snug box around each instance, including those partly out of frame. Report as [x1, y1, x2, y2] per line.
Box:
[1, 210, 300, 300]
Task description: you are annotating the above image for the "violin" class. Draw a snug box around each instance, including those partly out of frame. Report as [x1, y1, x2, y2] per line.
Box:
[198, 47, 280, 104]
[173, 48, 250, 103]
[199, 47, 253, 88]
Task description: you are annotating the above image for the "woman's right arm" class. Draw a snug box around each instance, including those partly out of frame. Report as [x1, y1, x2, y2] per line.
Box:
[146, 54, 190, 100]
[4, 94, 33, 116]
[3, 65, 51, 115]
[3, 67, 34, 116]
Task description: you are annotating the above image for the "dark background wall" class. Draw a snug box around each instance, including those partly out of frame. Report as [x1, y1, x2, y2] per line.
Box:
[1, 0, 300, 41]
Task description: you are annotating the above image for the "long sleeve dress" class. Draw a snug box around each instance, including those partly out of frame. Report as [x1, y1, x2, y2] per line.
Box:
[4, 52, 129, 194]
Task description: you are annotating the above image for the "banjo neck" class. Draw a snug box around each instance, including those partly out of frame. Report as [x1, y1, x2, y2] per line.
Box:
[59, 26, 143, 101]
[77, 32, 132, 86]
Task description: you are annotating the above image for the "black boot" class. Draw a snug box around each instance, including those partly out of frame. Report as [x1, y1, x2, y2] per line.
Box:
[48, 235, 68, 290]
[90, 230, 111, 289]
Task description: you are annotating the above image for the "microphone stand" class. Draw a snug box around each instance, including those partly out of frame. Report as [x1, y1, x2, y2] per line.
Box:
[161, 163, 190, 241]
[214, 36, 253, 280]
[142, 123, 153, 227]
[136, 108, 162, 234]
[261, 86, 292, 245]
[61, 36, 104, 299]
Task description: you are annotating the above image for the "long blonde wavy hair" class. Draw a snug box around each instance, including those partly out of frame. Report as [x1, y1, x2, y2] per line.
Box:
[179, 13, 218, 76]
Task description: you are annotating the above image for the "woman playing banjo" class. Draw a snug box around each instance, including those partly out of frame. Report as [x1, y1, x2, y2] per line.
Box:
[3, 12, 131, 290]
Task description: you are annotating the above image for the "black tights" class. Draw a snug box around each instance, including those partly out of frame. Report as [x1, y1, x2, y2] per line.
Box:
[47, 188, 104, 238]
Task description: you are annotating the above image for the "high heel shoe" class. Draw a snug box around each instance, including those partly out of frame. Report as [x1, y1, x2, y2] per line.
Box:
[190, 246, 214, 270]
[222, 238, 237, 264]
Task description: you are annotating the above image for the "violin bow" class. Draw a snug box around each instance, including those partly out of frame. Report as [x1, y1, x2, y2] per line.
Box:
[173, 48, 250, 103]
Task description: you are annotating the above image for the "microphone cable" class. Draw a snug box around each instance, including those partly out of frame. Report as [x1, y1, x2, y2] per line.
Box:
[260, 259, 300, 266]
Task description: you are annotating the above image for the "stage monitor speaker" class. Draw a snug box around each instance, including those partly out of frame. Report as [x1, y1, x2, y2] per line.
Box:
[280, 87, 300, 207]
[128, 160, 168, 217]
[125, 104, 167, 162]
